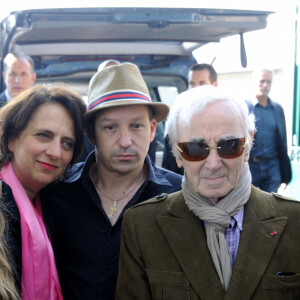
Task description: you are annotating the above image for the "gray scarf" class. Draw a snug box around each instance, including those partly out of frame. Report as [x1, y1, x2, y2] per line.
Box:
[182, 163, 251, 290]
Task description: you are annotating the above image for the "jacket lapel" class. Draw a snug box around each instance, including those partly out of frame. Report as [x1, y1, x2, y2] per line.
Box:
[157, 187, 287, 300]
[225, 186, 287, 299]
[157, 193, 225, 299]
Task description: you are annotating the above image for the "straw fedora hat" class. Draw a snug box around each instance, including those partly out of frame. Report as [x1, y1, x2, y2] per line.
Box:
[84, 63, 170, 125]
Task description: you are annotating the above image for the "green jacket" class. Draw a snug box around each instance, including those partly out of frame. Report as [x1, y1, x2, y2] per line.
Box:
[116, 186, 300, 300]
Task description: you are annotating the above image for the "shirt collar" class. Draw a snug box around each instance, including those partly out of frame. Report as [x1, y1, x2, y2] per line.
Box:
[5, 90, 12, 102]
[250, 96, 273, 107]
[63, 151, 174, 188]
[142, 155, 175, 187]
[232, 206, 244, 230]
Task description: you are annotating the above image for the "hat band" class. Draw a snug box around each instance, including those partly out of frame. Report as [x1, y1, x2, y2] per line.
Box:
[88, 91, 152, 111]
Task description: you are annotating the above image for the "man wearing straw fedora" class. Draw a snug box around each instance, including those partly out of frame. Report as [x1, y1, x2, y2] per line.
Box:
[41, 63, 183, 300]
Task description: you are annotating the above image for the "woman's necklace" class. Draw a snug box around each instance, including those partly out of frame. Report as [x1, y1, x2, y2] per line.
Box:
[91, 168, 144, 218]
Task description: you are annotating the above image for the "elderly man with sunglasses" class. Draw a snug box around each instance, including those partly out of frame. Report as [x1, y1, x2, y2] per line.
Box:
[116, 85, 300, 300]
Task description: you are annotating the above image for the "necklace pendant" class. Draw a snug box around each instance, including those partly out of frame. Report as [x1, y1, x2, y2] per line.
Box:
[108, 200, 118, 218]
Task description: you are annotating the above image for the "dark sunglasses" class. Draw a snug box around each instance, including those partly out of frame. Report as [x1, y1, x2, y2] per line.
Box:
[177, 137, 247, 161]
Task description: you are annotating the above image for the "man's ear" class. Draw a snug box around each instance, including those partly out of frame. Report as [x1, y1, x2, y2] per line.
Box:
[149, 119, 157, 142]
[2, 71, 7, 85]
[212, 81, 218, 87]
[244, 152, 250, 162]
[8, 139, 15, 152]
[31, 72, 37, 84]
[86, 126, 96, 145]
[244, 131, 254, 163]
[250, 131, 254, 141]
[176, 157, 183, 168]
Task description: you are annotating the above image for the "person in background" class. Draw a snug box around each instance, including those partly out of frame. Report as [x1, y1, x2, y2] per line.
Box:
[162, 63, 218, 174]
[41, 63, 183, 300]
[0, 52, 36, 107]
[0, 85, 86, 300]
[116, 85, 300, 299]
[247, 68, 291, 193]
[97, 59, 121, 71]
[188, 63, 218, 89]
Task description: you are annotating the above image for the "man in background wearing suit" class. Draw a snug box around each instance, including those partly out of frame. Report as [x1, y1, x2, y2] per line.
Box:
[247, 68, 291, 193]
[0, 52, 36, 107]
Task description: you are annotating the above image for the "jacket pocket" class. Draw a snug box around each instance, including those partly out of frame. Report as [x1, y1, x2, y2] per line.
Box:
[146, 269, 191, 300]
[262, 273, 300, 300]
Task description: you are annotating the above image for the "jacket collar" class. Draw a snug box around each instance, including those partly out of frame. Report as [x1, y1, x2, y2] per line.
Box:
[158, 185, 287, 299]
[250, 96, 274, 107]
[145, 155, 175, 186]
[63, 152, 174, 187]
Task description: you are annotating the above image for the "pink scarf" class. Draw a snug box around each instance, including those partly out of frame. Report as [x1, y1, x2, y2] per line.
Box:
[0, 162, 63, 300]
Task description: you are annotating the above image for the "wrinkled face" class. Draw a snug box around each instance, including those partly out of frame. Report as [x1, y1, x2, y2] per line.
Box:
[188, 69, 215, 89]
[257, 70, 272, 97]
[176, 100, 249, 203]
[9, 103, 75, 199]
[3, 58, 36, 98]
[91, 105, 156, 175]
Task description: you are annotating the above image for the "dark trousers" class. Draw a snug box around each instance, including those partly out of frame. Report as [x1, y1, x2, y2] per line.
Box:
[249, 158, 281, 193]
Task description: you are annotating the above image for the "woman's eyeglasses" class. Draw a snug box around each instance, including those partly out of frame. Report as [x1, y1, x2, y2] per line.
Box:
[177, 138, 247, 161]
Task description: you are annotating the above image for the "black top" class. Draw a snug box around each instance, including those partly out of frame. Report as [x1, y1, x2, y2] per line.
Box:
[1, 181, 22, 294]
[41, 153, 183, 300]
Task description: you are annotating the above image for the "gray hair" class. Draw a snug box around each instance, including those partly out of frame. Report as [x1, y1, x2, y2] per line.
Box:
[166, 85, 255, 160]
[252, 68, 273, 82]
[3, 51, 35, 73]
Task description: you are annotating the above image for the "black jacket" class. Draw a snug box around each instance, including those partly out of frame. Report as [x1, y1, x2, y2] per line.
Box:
[1, 181, 22, 293]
